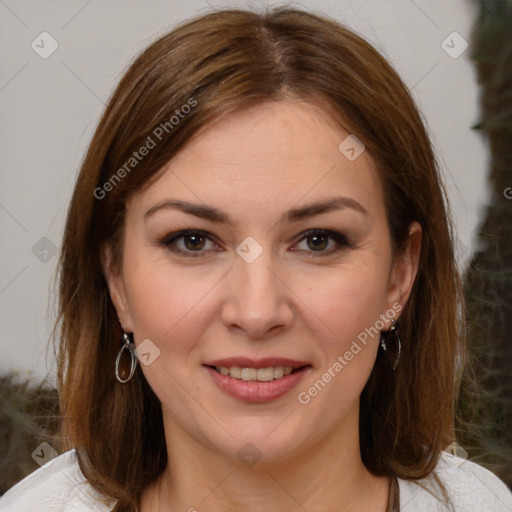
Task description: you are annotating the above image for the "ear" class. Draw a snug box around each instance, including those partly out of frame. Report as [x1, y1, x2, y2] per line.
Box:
[383, 221, 422, 323]
[101, 244, 135, 332]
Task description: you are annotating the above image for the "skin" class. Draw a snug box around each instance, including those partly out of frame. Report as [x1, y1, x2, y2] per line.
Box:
[103, 98, 421, 511]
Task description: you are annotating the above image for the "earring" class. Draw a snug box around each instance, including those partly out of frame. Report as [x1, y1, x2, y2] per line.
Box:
[115, 332, 138, 383]
[379, 319, 402, 371]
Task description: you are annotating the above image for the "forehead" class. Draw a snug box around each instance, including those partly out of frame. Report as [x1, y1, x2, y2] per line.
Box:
[127, 99, 384, 222]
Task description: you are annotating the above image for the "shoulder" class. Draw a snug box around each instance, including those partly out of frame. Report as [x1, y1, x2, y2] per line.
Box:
[0, 449, 116, 512]
[398, 451, 512, 511]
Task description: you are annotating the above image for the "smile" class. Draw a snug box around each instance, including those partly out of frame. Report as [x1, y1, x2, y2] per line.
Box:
[203, 364, 312, 402]
[213, 365, 297, 381]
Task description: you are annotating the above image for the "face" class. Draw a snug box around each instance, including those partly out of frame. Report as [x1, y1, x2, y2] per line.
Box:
[104, 98, 420, 465]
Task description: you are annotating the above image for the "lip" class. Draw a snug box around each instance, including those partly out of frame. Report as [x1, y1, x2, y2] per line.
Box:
[203, 362, 312, 403]
[203, 357, 311, 369]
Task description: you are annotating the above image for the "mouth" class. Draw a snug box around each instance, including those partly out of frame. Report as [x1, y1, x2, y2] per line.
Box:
[202, 359, 312, 402]
[204, 364, 311, 381]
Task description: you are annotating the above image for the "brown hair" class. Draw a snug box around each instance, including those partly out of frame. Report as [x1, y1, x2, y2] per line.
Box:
[54, 6, 465, 510]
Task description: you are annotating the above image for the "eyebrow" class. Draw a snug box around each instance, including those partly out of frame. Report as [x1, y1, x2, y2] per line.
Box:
[144, 196, 368, 225]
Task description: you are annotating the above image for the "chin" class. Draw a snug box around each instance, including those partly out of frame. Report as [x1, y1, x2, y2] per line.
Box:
[206, 418, 312, 465]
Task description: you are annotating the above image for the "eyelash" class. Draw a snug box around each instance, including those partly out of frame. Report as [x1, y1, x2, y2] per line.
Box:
[159, 229, 350, 258]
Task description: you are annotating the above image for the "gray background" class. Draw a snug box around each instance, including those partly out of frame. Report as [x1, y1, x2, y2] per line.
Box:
[0, 0, 486, 383]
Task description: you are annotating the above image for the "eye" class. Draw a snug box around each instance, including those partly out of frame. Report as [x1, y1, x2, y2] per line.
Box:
[293, 229, 349, 255]
[160, 228, 349, 258]
[160, 230, 220, 257]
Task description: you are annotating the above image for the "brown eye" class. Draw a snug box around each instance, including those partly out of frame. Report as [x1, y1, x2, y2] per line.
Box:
[183, 233, 206, 250]
[160, 230, 219, 257]
[294, 229, 349, 255]
[307, 233, 329, 251]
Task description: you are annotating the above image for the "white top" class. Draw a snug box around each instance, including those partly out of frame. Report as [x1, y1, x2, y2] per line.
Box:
[1, 449, 511, 511]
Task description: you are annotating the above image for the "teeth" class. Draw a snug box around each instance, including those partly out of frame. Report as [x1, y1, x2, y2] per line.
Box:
[273, 367, 284, 378]
[229, 366, 242, 379]
[215, 366, 295, 381]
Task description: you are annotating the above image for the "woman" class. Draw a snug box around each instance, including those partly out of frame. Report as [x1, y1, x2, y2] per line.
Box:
[1, 6, 511, 512]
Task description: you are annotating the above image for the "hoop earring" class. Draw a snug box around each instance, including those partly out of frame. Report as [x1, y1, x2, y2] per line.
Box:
[115, 332, 138, 383]
[379, 319, 402, 371]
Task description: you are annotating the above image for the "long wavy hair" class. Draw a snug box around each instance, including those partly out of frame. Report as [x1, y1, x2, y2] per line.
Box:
[53, 6, 465, 510]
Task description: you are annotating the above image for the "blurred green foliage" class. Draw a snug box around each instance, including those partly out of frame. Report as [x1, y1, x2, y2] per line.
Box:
[0, 374, 60, 495]
[456, 0, 512, 489]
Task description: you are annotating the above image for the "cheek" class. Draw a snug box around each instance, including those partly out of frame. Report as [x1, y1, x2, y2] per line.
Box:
[302, 264, 388, 344]
[121, 259, 216, 412]
[296, 263, 388, 400]
[122, 250, 220, 351]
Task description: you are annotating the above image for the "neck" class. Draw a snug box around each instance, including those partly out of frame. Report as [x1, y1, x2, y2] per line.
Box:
[141, 409, 390, 512]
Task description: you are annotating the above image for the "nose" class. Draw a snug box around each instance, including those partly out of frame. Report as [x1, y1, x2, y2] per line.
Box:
[221, 244, 294, 339]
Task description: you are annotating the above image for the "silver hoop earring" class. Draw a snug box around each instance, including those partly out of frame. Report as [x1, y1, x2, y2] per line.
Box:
[115, 332, 138, 383]
[379, 319, 402, 371]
